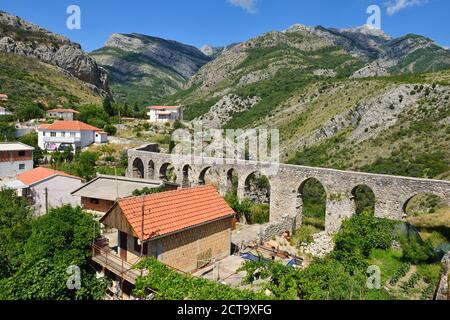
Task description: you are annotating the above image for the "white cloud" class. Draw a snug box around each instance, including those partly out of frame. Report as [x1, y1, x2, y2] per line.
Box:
[228, 0, 259, 14]
[385, 0, 428, 16]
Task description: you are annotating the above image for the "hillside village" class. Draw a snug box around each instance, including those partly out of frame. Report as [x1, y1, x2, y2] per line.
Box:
[0, 9, 449, 301]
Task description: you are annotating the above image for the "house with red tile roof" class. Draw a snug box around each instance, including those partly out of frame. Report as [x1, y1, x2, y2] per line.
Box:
[146, 105, 182, 123]
[99, 185, 234, 272]
[46, 108, 80, 121]
[37, 120, 108, 151]
[0, 94, 8, 102]
[14, 167, 83, 216]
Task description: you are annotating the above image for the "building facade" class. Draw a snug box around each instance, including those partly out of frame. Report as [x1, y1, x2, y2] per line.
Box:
[46, 108, 80, 121]
[71, 174, 173, 215]
[16, 167, 83, 216]
[146, 106, 182, 123]
[100, 185, 234, 272]
[38, 120, 108, 151]
[0, 106, 12, 115]
[0, 142, 34, 178]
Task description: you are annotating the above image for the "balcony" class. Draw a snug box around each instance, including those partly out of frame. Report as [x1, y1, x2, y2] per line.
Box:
[91, 239, 144, 285]
[42, 136, 80, 144]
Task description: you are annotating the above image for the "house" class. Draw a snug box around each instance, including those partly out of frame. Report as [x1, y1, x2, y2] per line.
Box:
[0, 106, 12, 116]
[98, 185, 234, 273]
[71, 174, 178, 215]
[146, 106, 182, 123]
[37, 120, 108, 151]
[16, 167, 83, 216]
[0, 94, 8, 102]
[46, 108, 80, 121]
[0, 142, 34, 178]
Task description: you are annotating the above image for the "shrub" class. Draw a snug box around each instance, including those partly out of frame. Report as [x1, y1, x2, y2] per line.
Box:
[399, 236, 436, 264]
[332, 212, 394, 271]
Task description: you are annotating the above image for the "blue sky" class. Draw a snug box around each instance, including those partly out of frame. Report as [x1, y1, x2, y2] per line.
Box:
[1, 0, 449, 52]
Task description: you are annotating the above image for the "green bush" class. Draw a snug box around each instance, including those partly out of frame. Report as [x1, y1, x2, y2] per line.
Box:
[134, 258, 266, 300]
[399, 236, 436, 264]
[333, 212, 394, 271]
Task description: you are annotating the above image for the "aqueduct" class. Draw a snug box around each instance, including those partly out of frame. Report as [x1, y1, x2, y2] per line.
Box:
[127, 145, 450, 235]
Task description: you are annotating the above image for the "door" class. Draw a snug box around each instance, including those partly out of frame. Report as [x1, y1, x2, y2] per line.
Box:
[119, 231, 128, 261]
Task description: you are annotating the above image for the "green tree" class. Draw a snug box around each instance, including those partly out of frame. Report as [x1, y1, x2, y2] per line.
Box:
[102, 97, 115, 117]
[16, 104, 44, 121]
[74, 151, 99, 181]
[0, 189, 33, 279]
[78, 104, 109, 129]
[18, 132, 44, 166]
[0, 122, 15, 141]
[0, 205, 108, 300]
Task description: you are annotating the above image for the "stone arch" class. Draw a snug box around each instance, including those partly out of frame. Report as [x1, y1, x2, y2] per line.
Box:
[159, 162, 176, 182]
[226, 168, 239, 195]
[351, 184, 376, 215]
[182, 164, 194, 188]
[402, 192, 447, 217]
[198, 166, 212, 186]
[147, 160, 155, 179]
[296, 177, 327, 231]
[132, 158, 144, 179]
[242, 171, 271, 224]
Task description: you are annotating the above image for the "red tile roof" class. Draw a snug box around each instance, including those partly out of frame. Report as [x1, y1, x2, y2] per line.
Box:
[147, 106, 180, 110]
[47, 108, 80, 114]
[17, 167, 81, 186]
[106, 185, 234, 240]
[37, 120, 101, 132]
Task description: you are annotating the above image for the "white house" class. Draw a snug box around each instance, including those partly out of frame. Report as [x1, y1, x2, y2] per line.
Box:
[0, 106, 12, 116]
[38, 120, 108, 152]
[46, 108, 80, 121]
[146, 106, 182, 123]
[16, 167, 83, 216]
[0, 142, 34, 178]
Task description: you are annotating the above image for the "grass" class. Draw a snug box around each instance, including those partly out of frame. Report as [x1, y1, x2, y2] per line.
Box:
[0, 52, 101, 111]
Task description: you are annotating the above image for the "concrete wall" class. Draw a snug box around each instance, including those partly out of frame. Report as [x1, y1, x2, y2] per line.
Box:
[31, 175, 83, 216]
[0, 160, 33, 178]
[127, 149, 450, 237]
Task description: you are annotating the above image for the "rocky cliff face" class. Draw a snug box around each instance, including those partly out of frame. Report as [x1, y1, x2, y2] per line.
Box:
[0, 11, 110, 96]
[91, 33, 211, 104]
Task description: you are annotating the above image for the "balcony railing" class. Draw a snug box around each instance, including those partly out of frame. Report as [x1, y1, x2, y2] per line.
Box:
[42, 136, 80, 143]
[92, 240, 143, 285]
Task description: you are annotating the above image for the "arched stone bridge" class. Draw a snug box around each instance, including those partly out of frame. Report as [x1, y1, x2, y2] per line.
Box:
[127, 145, 450, 234]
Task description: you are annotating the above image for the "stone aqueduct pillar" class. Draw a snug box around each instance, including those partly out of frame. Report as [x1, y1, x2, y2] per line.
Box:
[127, 149, 450, 235]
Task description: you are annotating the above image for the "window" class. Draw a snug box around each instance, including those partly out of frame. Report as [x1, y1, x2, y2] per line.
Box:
[70, 132, 76, 138]
[90, 198, 99, 205]
[134, 237, 148, 255]
[50, 132, 56, 137]
[18, 151, 25, 157]
[19, 163, 25, 170]
[62, 131, 66, 137]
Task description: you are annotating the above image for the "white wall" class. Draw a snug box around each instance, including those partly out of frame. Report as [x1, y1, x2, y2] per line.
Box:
[31, 175, 83, 216]
[0, 160, 33, 178]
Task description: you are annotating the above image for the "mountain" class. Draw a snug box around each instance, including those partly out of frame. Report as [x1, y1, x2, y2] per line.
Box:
[90, 33, 212, 106]
[163, 23, 450, 180]
[0, 11, 110, 96]
[0, 51, 102, 111]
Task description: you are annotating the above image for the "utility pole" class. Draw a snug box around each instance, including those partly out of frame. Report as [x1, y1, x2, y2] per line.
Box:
[45, 187, 48, 214]
[140, 194, 145, 257]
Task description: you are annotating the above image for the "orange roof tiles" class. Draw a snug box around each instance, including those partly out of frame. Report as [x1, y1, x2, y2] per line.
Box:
[38, 120, 101, 132]
[17, 166, 81, 186]
[107, 185, 234, 240]
[147, 106, 180, 110]
[47, 108, 80, 114]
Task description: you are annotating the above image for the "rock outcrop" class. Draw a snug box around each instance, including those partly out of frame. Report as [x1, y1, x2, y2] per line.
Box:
[0, 11, 110, 96]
